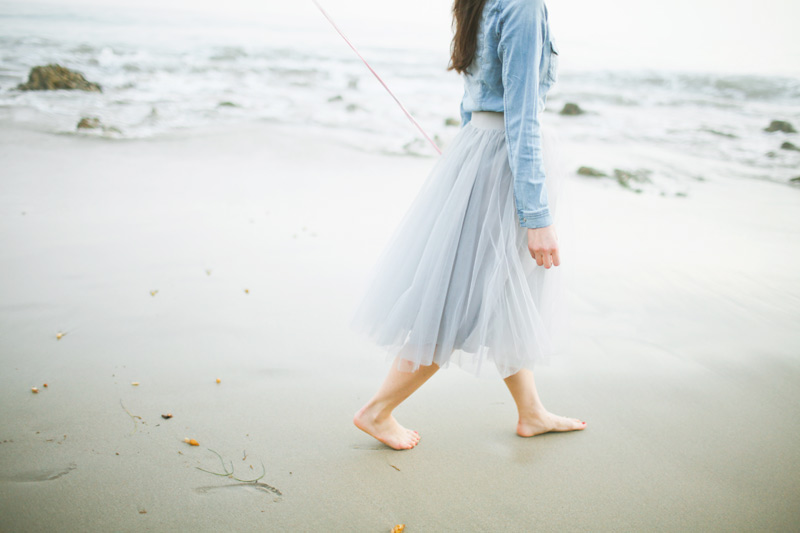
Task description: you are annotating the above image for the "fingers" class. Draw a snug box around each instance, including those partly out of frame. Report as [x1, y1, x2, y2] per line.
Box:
[531, 249, 558, 268]
[526, 226, 560, 268]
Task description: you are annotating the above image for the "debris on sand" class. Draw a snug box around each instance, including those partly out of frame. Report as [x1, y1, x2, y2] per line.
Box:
[120, 399, 143, 434]
[196, 448, 274, 487]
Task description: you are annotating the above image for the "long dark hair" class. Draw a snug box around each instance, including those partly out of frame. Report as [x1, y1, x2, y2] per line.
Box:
[447, 0, 489, 74]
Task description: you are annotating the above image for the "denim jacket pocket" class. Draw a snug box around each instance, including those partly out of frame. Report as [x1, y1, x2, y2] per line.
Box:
[546, 39, 559, 83]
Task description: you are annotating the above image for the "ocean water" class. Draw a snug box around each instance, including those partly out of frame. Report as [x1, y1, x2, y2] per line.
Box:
[1, 0, 799, 192]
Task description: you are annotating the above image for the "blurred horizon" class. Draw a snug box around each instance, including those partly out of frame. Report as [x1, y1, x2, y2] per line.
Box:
[3, 0, 799, 77]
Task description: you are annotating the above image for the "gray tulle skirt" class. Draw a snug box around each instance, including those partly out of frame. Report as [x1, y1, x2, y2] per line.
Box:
[349, 111, 572, 379]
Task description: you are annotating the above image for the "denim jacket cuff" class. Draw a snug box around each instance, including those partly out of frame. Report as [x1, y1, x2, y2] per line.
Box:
[518, 209, 553, 229]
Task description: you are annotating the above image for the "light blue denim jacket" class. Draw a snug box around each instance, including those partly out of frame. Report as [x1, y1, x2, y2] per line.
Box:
[459, 0, 559, 229]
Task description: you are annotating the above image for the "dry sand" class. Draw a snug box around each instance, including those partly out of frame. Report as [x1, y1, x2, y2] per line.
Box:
[1, 120, 799, 531]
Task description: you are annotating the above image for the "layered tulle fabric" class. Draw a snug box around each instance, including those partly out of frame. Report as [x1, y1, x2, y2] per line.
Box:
[349, 113, 571, 379]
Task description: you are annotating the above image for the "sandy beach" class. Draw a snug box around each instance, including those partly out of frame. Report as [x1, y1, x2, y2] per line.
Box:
[1, 118, 799, 532]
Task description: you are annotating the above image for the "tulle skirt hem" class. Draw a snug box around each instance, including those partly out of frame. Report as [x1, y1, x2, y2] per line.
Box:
[349, 114, 571, 379]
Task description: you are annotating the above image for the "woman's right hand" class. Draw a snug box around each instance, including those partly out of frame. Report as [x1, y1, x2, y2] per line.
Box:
[527, 226, 560, 268]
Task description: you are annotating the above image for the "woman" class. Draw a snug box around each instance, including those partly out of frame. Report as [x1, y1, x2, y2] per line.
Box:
[349, 0, 585, 450]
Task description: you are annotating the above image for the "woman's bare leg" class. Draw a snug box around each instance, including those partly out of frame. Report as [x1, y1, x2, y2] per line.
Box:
[503, 368, 586, 437]
[354, 356, 440, 450]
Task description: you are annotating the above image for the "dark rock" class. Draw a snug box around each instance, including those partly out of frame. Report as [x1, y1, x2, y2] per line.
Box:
[327, 95, 343, 103]
[577, 166, 606, 177]
[764, 120, 796, 133]
[780, 141, 800, 152]
[77, 117, 101, 129]
[217, 101, 237, 107]
[17, 63, 102, 92]
[790, 176, 800, 185]
[444, 117, 460, 127]
[613, 168, 652, 189]
[76, 116, 121, 135]
[559, 102, 584, 116]
[701, 128, 737, 139]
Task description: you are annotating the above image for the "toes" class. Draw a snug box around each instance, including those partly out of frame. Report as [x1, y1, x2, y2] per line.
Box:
[358, 415, 420, 449]
[550, 416, 584, 431]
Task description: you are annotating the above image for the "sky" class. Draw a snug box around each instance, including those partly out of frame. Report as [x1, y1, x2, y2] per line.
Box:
[8, 0, 800, 76]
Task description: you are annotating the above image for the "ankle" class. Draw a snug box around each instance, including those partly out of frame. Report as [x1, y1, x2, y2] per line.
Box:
[360, 401, 393, 424]
[518, 404, 548, 420]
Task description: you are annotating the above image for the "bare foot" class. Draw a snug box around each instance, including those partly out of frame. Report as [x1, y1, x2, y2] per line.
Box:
[516, 410, 586, 437]
[353, 404, 420, 450]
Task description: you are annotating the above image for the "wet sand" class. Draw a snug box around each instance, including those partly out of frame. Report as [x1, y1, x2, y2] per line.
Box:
[1, 120, 799, 531]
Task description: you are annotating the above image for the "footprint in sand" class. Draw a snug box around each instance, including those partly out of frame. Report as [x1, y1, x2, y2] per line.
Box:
[5, 462, 77, 482]
[194, 482, 282, 497]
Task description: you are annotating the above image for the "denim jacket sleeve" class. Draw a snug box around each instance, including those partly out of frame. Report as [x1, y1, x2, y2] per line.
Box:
[497, 0, 552, 229]
[459, 90, 472, 127]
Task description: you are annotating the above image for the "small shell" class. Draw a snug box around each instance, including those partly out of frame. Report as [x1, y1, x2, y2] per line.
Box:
[56, 332, 64, 340]
[391, 525, 405, 533]
[243, 288, 249, 294]
[131, 382, 140, 386]
[216, 378, 221, 384]
[184, 438, 199, 446]
[43, 383, 48, 388]
[161, 413, 173, 419]
[31, 387, 39, 393]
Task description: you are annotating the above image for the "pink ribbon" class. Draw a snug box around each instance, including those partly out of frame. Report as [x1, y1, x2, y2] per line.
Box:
[312, 0, 442, 155]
